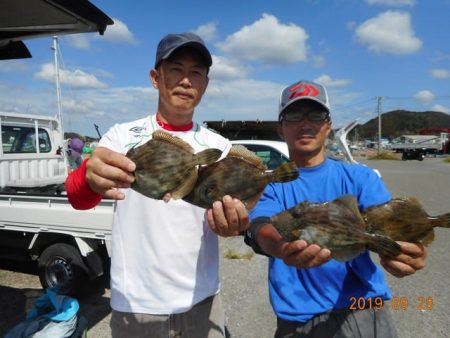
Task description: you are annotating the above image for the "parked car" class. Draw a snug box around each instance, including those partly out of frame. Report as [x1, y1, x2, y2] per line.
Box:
[230, 139, 290, 170]
[402, 148, 426, 161]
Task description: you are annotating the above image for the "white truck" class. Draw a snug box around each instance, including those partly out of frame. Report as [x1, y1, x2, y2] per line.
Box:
[0, 112, 114, 296]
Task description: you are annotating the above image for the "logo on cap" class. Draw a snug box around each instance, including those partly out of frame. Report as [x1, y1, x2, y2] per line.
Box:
[288, 83, 319, 100]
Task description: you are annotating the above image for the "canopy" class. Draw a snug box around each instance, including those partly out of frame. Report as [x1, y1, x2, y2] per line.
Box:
[0, 0, 113, 60]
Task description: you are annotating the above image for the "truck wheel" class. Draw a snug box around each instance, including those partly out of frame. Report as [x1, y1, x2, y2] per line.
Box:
[38, 243, 88, 296]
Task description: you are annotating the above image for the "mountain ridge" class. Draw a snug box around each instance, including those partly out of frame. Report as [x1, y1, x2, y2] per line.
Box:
[349, 110, 450, 140]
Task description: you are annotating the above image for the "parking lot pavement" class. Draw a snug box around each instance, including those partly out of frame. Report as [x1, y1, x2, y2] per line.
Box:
[1, 157, 449, 338]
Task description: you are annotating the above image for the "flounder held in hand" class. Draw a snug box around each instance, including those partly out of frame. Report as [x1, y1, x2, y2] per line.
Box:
[363, 197, 450, 245]
[183, 145, 299, 209]
[126, 130, 222, 201]
[271, 195, 401, 261]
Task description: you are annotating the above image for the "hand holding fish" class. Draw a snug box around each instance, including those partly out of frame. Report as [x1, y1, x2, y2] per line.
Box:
[280, 240, 332, 269]
[86, 147, 136, 200]
[253, 222, 331, 268]
[379, 241, 427, 278]
[207, 195, 250, 237]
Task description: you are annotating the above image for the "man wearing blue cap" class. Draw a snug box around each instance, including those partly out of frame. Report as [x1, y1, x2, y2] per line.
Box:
[66, 32, 248, 337]
[245, 80, 427, 337]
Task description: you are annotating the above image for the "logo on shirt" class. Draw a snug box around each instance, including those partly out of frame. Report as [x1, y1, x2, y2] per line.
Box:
[129, 126, 145, 134]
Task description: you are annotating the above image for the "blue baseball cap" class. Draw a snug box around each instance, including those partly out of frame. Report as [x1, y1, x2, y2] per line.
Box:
[154, 32, 212, 68]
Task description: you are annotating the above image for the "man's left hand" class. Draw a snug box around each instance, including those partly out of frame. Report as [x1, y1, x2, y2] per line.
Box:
[380, 241, 427, 278]
[207, 195, 249, 237]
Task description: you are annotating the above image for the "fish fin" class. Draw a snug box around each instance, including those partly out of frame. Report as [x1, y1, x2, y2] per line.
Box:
[228, 145, 267, 170]
[334, 195, 366, 224]
[152, 130, 194, 153]
[194, 148, 222, 165]
[269, 161, 299, 183]
[244, 191, 264, 210]
[421, 230, 435, 246]
[171, 170, 198, 200]
[366, 233, 401, 257]
[331, 246, 365, 262]
[401, 196, 422, 208]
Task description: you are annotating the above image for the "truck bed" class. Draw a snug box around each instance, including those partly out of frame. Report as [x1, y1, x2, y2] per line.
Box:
[0, 193, 114, 241]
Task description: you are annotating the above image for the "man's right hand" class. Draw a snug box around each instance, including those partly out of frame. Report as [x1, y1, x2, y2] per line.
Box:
[85, 147, 136, 200]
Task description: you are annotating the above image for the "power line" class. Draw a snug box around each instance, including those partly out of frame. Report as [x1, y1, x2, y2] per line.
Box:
[333, 97, 376, 111]
[385, 95, 450, 100]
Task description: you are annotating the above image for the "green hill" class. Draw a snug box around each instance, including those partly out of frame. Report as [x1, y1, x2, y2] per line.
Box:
[350, 110, 450, 140]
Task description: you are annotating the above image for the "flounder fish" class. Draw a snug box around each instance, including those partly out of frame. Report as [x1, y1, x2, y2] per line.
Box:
[270, 195, 402, 261]
[126, 130, 222, 201]
[362, 197, 450, 245]
[183, 145, 299, 209]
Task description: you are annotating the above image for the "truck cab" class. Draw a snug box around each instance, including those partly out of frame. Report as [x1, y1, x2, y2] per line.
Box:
[1, 112, 67, 193]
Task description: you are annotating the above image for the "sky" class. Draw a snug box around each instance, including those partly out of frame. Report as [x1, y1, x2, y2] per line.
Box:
[1, 0, 450, 138]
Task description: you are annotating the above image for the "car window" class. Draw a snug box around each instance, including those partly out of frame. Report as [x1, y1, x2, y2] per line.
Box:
[2, 126, 52, 153]
[234, 144, 289, 170]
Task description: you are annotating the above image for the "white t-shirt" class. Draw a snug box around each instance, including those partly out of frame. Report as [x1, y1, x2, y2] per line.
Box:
[99, 114, 231, 314]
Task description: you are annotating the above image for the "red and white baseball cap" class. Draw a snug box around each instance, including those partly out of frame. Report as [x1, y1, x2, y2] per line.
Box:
[278, 80, 330, 120]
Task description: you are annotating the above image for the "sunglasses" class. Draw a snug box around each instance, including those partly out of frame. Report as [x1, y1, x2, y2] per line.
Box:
[281, 110, 330, 122]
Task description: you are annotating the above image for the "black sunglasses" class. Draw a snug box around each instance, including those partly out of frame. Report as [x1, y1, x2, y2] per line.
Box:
[280, 110, 330, 122]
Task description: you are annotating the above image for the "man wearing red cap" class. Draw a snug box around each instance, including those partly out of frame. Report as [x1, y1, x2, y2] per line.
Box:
[245, 80, 427, 338]
[65, 32, 248, 337]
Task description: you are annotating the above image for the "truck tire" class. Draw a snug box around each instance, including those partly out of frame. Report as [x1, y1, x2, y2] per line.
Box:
[38, 243, 88, 296]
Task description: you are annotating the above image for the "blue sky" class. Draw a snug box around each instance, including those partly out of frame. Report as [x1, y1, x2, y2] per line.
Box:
[1, 0, 450, 137]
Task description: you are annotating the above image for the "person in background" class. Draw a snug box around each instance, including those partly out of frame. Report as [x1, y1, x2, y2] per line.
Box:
[245, 80, 427, 338]
[67, 137, 84, 170]
[65, 32, 249, 338]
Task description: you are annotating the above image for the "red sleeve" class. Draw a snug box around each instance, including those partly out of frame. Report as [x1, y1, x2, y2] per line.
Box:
[65, 158, 103, 210]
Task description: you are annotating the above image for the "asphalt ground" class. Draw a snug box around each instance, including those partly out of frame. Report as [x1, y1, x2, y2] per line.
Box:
[0, 156, 449, 338]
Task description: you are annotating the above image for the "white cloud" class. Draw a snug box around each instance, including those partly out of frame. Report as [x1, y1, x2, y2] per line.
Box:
[193, 22, 218, 42]
[314, 74, 352, 88]
[65, 34, 91, 49]
[199, 78, 283, 122]
[101, 18, 138, 44]
[365, 0, 415, 6]
[347, 21, 358, 30]
[430, 69, 450, 79]
[414, 90, 435, 104]
[209, 55, 248, 81]
[217, 13, 309, 64]
[34, 63, 108, 89]
[63, 18, 137, 48]
[431, 104, 450, 114]
[355, 11, 422, 55]
[312, 55, 326, 68]
[0, 60, 28, 72]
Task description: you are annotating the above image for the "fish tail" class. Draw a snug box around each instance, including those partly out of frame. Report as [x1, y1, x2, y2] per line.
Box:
[195, 148, 222, 165]
[432, 213, 450, 228]
[366, 233, 401, 258]
[270, 161, 299, 183]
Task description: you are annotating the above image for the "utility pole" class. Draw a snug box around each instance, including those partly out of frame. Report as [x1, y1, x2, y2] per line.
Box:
[377, 96, 383, 155]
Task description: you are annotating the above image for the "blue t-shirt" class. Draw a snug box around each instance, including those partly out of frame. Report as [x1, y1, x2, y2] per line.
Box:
[250, 158, 392, 322]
